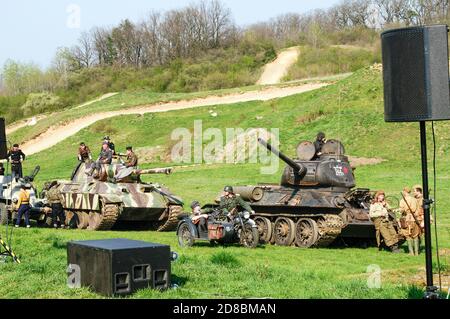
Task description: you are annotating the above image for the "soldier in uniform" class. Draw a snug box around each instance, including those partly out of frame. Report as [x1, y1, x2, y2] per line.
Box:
[399, 187, 421, 255]
[7, 144, 26, 180]
[369, 190, 401, 253]
[78, 142, 92, 162]
[102, 136, 116, 155]
[46, 181, 66, 229]
[125, 146, 138, 168]
[14, 184, 31, 228]
[313, 132, 326, 158]
[190, 201, 209, 234]
[87, 142, 113, 177]
[205, 186, 255, 219]
[413, 185, 426, 229]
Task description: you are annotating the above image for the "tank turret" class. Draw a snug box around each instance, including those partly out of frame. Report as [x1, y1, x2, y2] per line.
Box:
[258, 138, 355, 188]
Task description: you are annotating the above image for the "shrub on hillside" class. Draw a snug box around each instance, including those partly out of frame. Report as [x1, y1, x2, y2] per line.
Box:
[21, 92, 63, 116]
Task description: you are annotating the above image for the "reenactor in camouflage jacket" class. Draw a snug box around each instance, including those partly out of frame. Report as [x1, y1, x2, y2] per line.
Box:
[399, 187, 421, 255]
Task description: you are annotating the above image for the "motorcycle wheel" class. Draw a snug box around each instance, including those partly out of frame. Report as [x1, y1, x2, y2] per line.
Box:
[240, 224, 259, 248]
[177, 223, 194, 247]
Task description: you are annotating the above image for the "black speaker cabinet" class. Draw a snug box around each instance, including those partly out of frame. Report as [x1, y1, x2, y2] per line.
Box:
[0, 118, 7, 159]
[67, 239, 171, 296]
[381, 24, 450, 122]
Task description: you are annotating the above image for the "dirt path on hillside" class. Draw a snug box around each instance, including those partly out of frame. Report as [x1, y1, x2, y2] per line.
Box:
[20, 83, 328, 156]
[257, 47, 300, 85]
[5, 93, 118, 135]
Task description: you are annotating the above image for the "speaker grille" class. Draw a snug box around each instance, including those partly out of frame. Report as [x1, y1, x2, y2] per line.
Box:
[382, 25, 450, 122]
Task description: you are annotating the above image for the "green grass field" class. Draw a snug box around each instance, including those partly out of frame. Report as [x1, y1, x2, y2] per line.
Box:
[1, 67, 449, 299]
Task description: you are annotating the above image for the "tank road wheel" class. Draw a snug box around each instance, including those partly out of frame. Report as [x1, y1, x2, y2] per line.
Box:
[254, 217, 273, 243]
[273, 217, 296, 246]
[0, 203, 8, 225]
[88, 204, 121, 231]
[295, 218, 319, 248]
[240, 224, 259, 249]
[177, 223, 194, 247]
[75, 212, 89, 229]
[157, 205, 183, 232]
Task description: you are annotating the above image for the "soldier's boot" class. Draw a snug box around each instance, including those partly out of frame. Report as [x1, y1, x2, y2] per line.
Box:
[390, 243, 402, 253]
[413, 237, 420, 256]
[407, 239, 414, 256]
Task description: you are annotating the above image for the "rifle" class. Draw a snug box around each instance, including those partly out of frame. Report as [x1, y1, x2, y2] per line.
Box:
[400, 192, 422, 228]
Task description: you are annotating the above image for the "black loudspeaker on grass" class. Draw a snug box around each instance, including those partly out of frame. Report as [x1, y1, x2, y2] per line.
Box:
[382, 24, 450, 122]
[67, 239, 172, 296]
[0, 118, 7, 159]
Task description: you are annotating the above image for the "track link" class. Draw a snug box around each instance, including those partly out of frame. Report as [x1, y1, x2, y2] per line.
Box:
[315, 214, 344, 247]
[157, 205, 183, 232]
[89, 204, 121, 231]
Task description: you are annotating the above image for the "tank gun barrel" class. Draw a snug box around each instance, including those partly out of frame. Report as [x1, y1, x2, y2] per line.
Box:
[258, 138, 307, 178]
[134, 167, 173, 175]
[24, 165, 40, 182]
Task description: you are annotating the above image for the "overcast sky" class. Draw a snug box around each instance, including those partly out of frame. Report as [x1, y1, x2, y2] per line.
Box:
[0, 0, 339, 68]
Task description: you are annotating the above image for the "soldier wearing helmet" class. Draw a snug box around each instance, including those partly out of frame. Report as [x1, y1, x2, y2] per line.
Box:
[369, 190, 401, 253]
[216, 186, 254, 218]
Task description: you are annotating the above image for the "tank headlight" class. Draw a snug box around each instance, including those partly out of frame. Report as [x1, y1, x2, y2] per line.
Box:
[243, 211, 250, 219]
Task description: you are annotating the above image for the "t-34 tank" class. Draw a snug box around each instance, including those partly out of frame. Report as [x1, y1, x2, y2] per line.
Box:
[43, 160, 183, 231]
[233, 138, 376, 248]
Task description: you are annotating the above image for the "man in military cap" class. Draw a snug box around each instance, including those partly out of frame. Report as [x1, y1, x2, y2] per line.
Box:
[78, 142, 92, 162]
[46, 181, 66, 229]
[125, 146, 138, 168]
[7, 144, 26, 180]
[313, 132, 326, 158]
[14, 184, 32, 228]
[102, 136, 116, 155]
[399, 187, 421, 255]
[211, 186, 255, 219]
[369, 190, 401, 253]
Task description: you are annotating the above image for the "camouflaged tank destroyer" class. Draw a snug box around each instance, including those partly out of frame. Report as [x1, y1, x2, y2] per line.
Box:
[228, 138, 377, 248]
[43, 160, 183, 231]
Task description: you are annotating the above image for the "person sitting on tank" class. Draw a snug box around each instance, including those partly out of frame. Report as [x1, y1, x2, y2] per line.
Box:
[78, 142, 92, 162]
[190, 201, 209, 234]
[124, 146, 138, 168]
[204, 186, 255, 220]
[102, 136, 116, 155]
[313, 132, 327, 158]
[369, 190, 401, 253]
[87, 142, 113, 178]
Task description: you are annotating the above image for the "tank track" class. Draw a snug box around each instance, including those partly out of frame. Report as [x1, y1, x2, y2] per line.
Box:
[92, 203, 121, 231]
[315, 214, 344, 247]
[157, 205, 183, 232]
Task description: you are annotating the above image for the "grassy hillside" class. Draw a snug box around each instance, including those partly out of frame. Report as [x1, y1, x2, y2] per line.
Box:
[285, 45, 380, 81]
[1, 67, 449, 299]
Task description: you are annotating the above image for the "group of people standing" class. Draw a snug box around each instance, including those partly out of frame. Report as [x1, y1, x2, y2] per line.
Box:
[369, 185, 426, 255]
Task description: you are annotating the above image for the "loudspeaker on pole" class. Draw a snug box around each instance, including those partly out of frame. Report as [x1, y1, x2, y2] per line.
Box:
[381, 25, 450, 122]
[0, 118, 8, 159]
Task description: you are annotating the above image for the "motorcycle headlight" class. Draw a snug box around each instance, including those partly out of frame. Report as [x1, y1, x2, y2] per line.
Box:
[243, 211, 250, 219]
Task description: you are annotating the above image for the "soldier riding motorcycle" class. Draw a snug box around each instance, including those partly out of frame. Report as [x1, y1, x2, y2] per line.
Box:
[176, 198, 259, 249]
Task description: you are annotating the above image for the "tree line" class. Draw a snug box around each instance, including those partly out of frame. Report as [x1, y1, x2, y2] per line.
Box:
[1, 0, 450, 97]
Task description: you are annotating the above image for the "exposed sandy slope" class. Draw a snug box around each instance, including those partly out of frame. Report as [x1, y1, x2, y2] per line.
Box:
[20, 83, 328, 156]
[257, 47, 300, 85]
